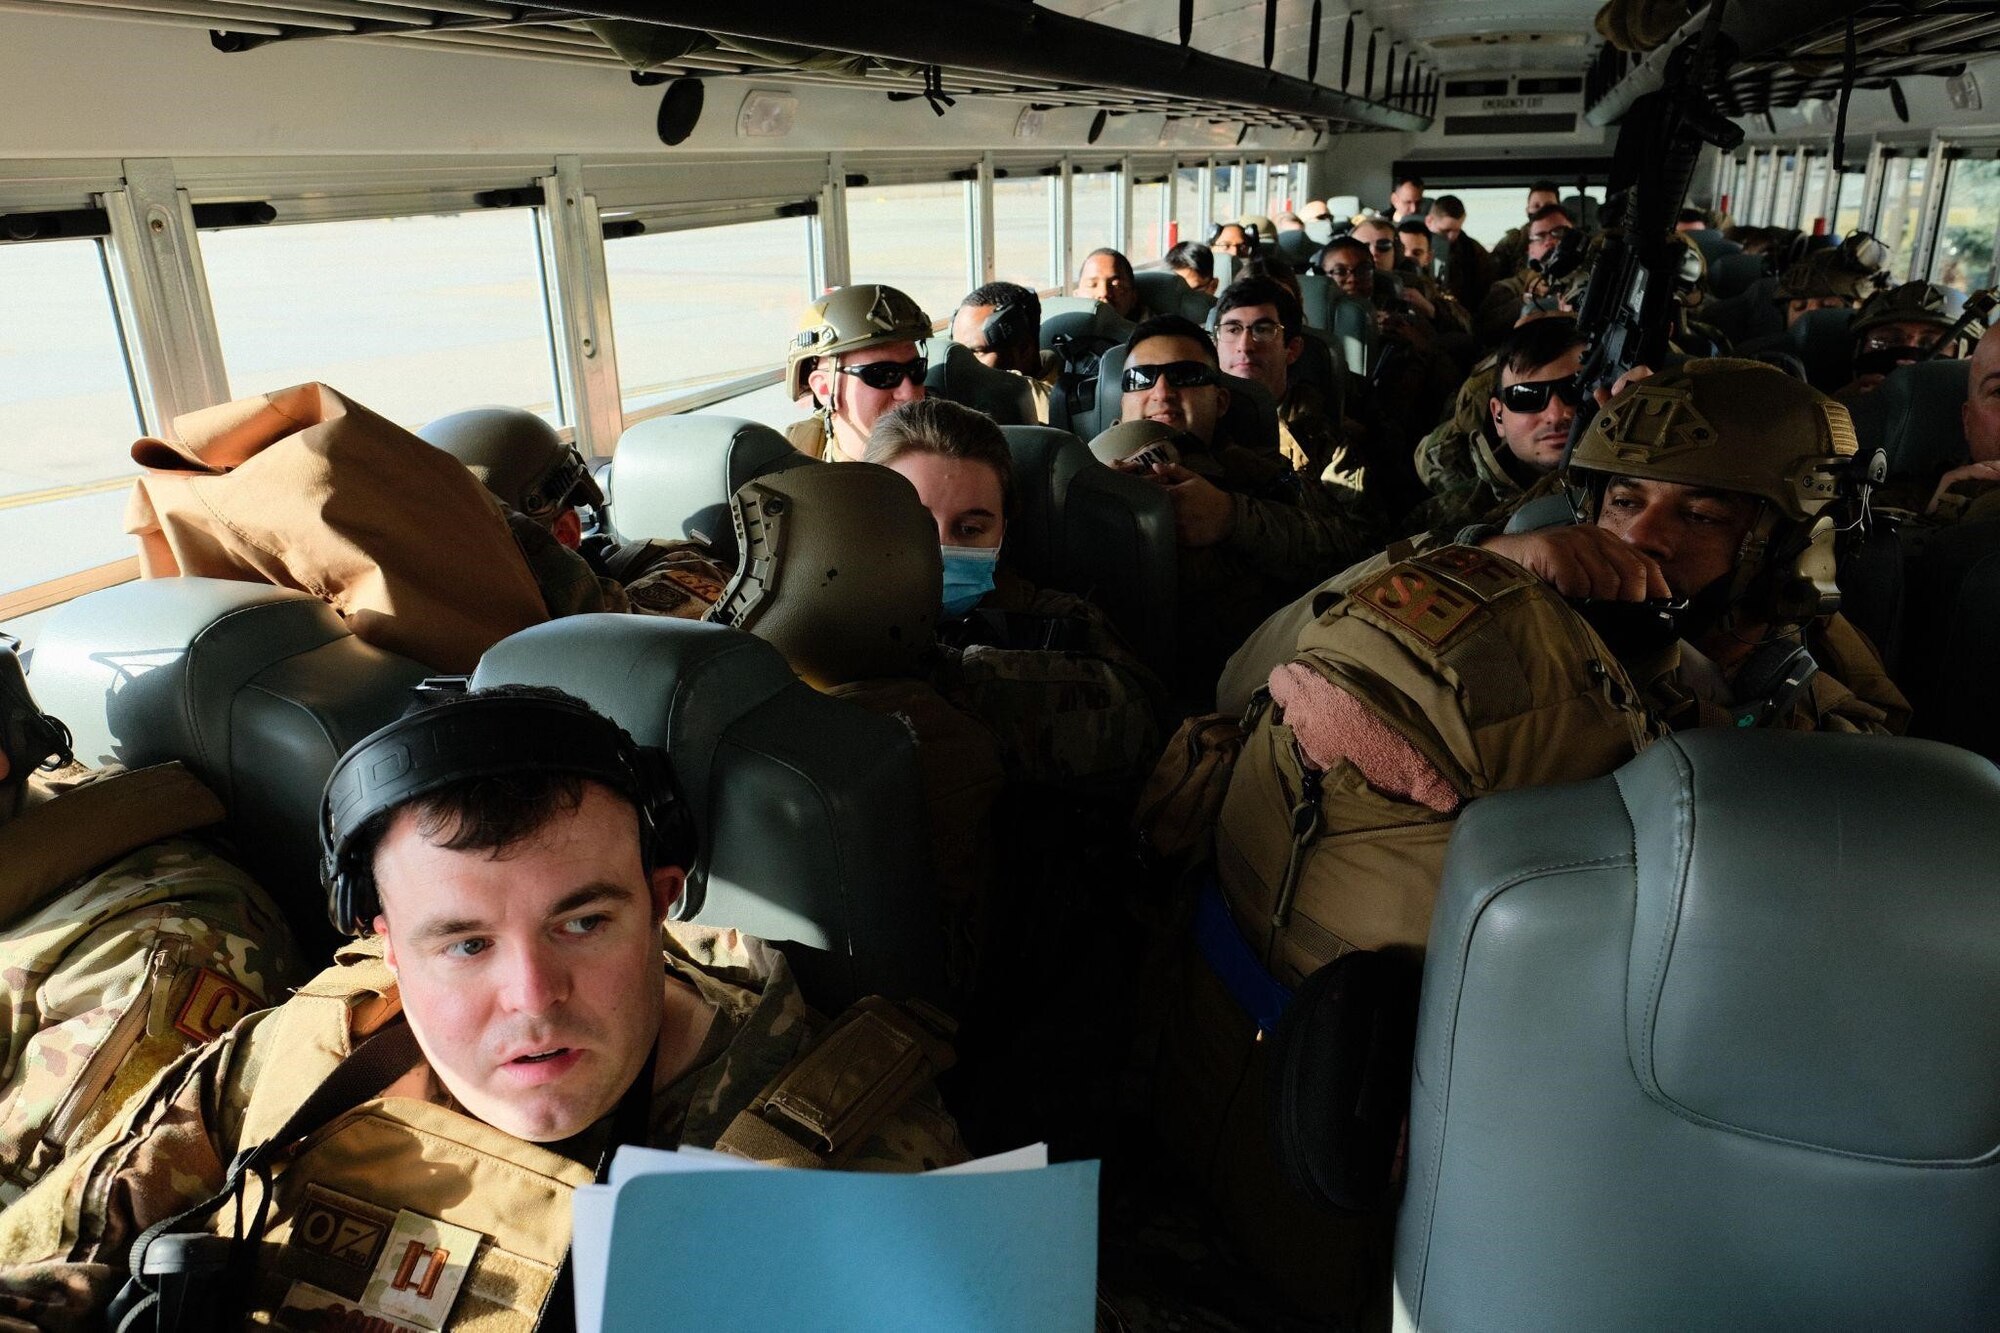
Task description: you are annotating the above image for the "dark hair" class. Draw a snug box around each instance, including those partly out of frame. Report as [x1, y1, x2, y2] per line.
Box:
[1396, 217, 1431, 238]
[1236, 254, 1301, 304]
[1080, 247, 1137, 285]
[1494, 316, 1585, 379]
[1216, 275, 1304, 341]
[958, 281, 1040, 353]
[1126, 313, 1218, 366]
[1529, 203, 1575, 228]
[865, 397, 1016, 516]
[1528, 179, 1562, 197]
[1165, 239, 1214, 280]
[1394, 174, 1426, 191]
[1676, 207, 1708, 225]
[344, 684, 657, 927]
[1429, 194, 1467, 220]
[1207, 221, 1259, 253]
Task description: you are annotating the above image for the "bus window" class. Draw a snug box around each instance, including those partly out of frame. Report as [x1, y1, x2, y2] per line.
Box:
[201, 211, 560, 428]
[605, 215, 810, 417]
[1132, 177, 1168, 262]
[1933, 156, 2000, 291]
[1176, 165, 1205, 236]
[0, 237, 146, 638]
[1801, 154, 1830, 231]
[1210, 163, 1234, 232]
[1071, 170, 1120, 261]
[846, 180, 965, 324]
[1771, 152, 1801, 228]
[992, 175, 1053, 290]
[1876, 154, 1930, 281]
[1832, 168, 1867, 236]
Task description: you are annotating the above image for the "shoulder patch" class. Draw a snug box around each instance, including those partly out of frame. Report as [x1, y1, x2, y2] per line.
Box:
[1350, 546, 1536, 648]
[1352, 565, 1482, 647]
[173, 967, 260, 1042]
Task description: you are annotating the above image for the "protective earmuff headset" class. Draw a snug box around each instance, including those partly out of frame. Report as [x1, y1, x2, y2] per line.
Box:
[979, 302, 1031, 355]
[318, 692, 697, 935]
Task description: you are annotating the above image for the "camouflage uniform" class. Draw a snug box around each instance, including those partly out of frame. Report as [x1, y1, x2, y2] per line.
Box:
[614, 538, 735, 620]
[0, 766, 303, 1207]
[0, 924, 965, 1332]
[506, 509, 628, 616]
[935, 570, 1169, 797]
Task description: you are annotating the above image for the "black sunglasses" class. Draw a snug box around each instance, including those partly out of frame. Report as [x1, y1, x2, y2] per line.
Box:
[837, 357, 927, 390]
[1368, 238, 1397, 252]
[1499, 376, 1585, 414]
[1122, 360, 1220, 393]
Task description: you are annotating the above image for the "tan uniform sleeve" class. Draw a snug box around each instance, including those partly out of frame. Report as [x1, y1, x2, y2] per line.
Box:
[0, 1016, 258, 1332]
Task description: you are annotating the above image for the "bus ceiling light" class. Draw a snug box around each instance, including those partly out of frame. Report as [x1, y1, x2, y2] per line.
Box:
[737, 89, 798, 139]
[657, 77, 706, 145]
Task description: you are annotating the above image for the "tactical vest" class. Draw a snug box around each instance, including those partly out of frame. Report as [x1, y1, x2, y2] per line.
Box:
[1214, 545, 1656, 986]
[164, 948, 952, 1332]
[0, 764, 300, 1204]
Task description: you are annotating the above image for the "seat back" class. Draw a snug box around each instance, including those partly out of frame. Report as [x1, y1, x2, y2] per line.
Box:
[1037, 296, 1135, 352]
[605, 415, 812, 563]
[28, 578, 428, 942]
[1845, 358, 1972, 483]
[1397, 730, 2000, 1329]
[1296, 271, 1336, 332]
[923, 341, 1039, 426]
[472, 615, 944, 1008]
[1784, 305, 1859, 394]
[1700, 275, 1784, 347]
[1708, 249, 1770, 300]
[1134, 269, 1214, 325]
[1275, 228, 1318, 265]
[1073, 343, 1130, 442]
[1326, 292, 1379, 376]
[1898, 517, 2000, 762]
[998, 425, 1178, 664]
[1687, 227, 1740, 263]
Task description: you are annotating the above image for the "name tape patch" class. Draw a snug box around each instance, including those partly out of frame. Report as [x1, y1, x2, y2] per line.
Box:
[280, 1281, 426, 1333]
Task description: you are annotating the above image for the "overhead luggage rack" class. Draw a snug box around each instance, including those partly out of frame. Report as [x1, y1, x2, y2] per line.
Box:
[1585, 0, 1985, 125]
[1, 0, 1436, 138]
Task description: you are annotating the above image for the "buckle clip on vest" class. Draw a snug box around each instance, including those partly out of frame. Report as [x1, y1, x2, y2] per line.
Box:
[110, 1023, 422, 1333]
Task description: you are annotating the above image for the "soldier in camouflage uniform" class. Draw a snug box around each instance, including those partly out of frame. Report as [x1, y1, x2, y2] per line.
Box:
[0, 644, 303, 1208]
[0, 687, 964, 1332]
[1113, 315, 1382, 708]
[782, 284, 933, 463]
[1404, 317, 1588, 538]
[864, 397, 1169, 794]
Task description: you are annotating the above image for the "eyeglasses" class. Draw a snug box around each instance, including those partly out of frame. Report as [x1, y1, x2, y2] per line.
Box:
[836, 357, 928, 390]
[1498, 376, 1585, 414]
[1217, 318, 1285, 344]
[1529, 226, 1573, 246]
[1121, 360, 1220, 393]
[1368, 238, 1398, 252]
[1324, 265, 1367, 280]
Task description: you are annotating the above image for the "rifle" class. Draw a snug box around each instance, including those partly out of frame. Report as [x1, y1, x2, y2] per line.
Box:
[1561, 0, 1744, 472]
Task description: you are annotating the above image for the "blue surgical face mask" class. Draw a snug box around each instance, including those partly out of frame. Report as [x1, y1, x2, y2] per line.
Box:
[940, 544, 1001, 616]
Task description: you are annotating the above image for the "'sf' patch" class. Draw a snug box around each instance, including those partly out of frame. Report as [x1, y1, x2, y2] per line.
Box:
[173, 968, 259, 1042]
[1354, 567, 1481, 647]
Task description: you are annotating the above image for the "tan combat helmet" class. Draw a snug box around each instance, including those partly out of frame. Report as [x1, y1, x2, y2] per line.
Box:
[1238, 215, 1279, 247]
[418, 406, 604, 520]
[1570, 358, 1867, 623]
[784, 284, 934, 403]
[1774, 232, 1890, 304]
[708, 462, 940, 688]
[1086, 420, 1183, 468]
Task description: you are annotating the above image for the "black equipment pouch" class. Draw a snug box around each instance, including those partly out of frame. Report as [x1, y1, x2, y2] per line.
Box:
[1729, 638, 1821, 729]
[109, 1023, 423, 1333]
[1266, 949, 1422, 1215]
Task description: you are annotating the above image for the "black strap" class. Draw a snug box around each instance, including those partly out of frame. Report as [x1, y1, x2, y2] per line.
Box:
[128, 1023, 422, 1279]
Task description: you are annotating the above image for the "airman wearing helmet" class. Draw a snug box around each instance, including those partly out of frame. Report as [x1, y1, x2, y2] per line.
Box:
[1774, 232, 1889, 328]
[783, 284, 933, 464]
[1481, 359, 1908, 731]
[419, 406, 626, 616]
[1841, 280, 1979, 398]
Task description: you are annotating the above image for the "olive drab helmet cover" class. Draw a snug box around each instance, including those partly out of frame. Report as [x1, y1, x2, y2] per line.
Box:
[785, 284, 934, 403]
[708, 462, 941, 688]
[1774, 232, 1891, 304]
[1850, 280, 1968, 343]
[1568, 358, 1869, 624]
[418, 406, 605, 520]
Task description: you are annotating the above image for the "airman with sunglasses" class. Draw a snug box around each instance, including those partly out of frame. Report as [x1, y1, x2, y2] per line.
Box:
[784, 283, 933, 463]
[1112, 314, 1379, 705]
